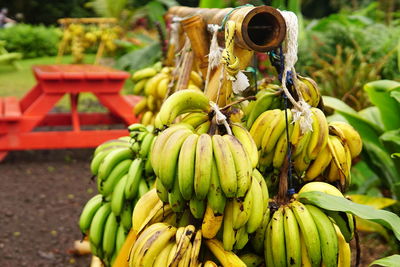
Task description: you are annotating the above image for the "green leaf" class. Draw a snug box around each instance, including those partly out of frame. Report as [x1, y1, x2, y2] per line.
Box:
[359, 106, 384, 132]
[380, 129, 400, 147]
[364, 80, 400, 131]
[369, 255, 400, 266]
[115, 42, 161, 71]
[349, 194, 396, 209]
[199, 0, 225, 8]
[391, 91, 400, 103]
[363, 141, 400, 199]
[356, 217, 390, 241]
[349, 161, 381, 196]
[297, 191, 400, 241]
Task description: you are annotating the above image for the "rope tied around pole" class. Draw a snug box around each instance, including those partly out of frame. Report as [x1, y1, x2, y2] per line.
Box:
[278, 10, 313, 134]
[209, 101, 232, 135]
[221, 21, 249, 95]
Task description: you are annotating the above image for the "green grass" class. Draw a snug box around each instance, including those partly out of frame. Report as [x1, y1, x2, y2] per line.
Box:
[0, 54, 133, 111]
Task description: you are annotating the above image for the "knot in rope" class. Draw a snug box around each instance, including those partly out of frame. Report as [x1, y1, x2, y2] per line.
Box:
[209, 101, 232, 135]
[221, 20, 239, 79]
[207, 24, 223, 70]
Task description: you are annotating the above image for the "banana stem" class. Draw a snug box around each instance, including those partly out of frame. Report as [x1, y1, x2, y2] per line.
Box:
[219, 95, 256, 111]
[277, 155, 289, 204]
[354, 218, 361, 267]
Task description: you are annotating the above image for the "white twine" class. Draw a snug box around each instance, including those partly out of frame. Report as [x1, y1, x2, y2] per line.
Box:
[205, 24, 223, 93]
[278, 10, 313, 133]
[209, 101, 232, 135]
[232, 70, 250, 94]
[170, 16, 182, 53]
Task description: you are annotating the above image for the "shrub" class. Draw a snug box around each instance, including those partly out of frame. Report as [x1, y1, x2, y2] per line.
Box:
[0, 24, 62, 58]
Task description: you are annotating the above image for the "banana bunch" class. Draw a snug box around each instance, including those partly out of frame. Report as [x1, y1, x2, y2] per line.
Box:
[132, 64, 204, 126]
[304, 121, 362, 189]
[263, 182, 353, 267]
[249, 105, 362, 189]
[79, 197, 129, 265]
[79, 123, 158, 264]
[296, 75, 321, 108]
[249, 107, 329, 172]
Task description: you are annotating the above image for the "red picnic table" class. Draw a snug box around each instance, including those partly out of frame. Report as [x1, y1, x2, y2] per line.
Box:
[0, 64, 140, 161]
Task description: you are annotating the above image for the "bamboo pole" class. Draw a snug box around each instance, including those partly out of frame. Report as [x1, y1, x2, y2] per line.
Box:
[167, 5, 286, 52]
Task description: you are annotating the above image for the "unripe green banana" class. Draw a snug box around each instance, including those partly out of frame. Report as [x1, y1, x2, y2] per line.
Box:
[194, 133, 213, 200]
[100, 159, 132, 196]
[178, 133, 199, 200]
[89, 202, 111, 248]
[98, 147, 133, 181]
[124, 158, 143, 200]
[102, 212, 118, 257]
[79, 194, 103, 234]
[189, 198, 206, 219]
[120, 202, 133, 231]
[111, 175, 127, 216]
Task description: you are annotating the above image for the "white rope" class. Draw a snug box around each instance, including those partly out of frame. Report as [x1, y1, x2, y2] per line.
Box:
[209, 101, 232, 135]
[205, 24, 223, 93]
[278, 10, 313, 133]
[170, 16, 182, 53]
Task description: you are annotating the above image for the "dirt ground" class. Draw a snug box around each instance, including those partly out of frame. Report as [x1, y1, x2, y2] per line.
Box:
[0, 149, 396, 267]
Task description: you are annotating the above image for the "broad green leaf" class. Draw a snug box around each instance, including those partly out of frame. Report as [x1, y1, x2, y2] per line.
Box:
[363, 141, 400, 199]
[356, 217, 390, 241]
[297, 191, 400, 241]
[391, 91, 400, 103]
[380, 129, 400, 147]
[364, 80, 400, 131]
[349, 161, 381, 196]
[349, 194, 396, 209]
[323, 96, 383, 147]
[359, 106, 384, 132]
[199, 0, 225, 8]
[369, 255, 400, 266]
[115, 42, 161, 71]
[146, 1, 166, 32]
[156, 0, 179, 8]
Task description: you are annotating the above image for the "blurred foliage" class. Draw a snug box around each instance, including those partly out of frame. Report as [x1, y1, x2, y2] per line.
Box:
[324, 80, 400, 199]
[0, 24, 61, 58]
[296, 2, 400, 110]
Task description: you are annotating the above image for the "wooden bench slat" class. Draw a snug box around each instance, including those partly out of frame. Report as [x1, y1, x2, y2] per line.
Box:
[3, 97, 21, 118]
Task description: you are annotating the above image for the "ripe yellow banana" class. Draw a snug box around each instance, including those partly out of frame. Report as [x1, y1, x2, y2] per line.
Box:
[223, 134, 252, 197]
[289, 201, 321, 267]
[304, 145, 332, 181]
[178, 133, 199, 200]
[262, 109, 291, 154]
[246, 176, 264, 233]
[270, 207, 286, 267]
[202, 203, 224, 239]
[222, 200, 235, 251]
[329, 121, 362, 158]
[194, 133, 213, 200]
[283, 206, 301, 267]
[334, 224, 351, 267]
[307, 108, 329, 160]
[212, 134, 237, 198]
[250, 109, 282, 148]
[189, 230, 202, 267]
[204, 239, 246, 267]
[231, 123, 259, 168]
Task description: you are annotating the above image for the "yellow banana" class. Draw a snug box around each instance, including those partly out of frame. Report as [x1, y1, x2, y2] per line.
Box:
[178, 133, 199, 200]
[262, 109, 291, 154]
[334, 225, 351, 267]
[212, 134, 237, 198]
[231, 123, 259, 168]
[222, 200, 235, 251]
[246, 176, 264, 233]
[145, 73, 168, 96]
[271, 207, 286, 267]
[329, 121, 362, 158]
[132, 67, 157, 81]
[157, 77, 170, 98]
[307, 108, 329, 160]
[250, 109, 282, 148]
[222, 134, 252, 197]
[202, 203, 224, 239]
[289, 201, 321, 267]
[131, 188, 160, 235]
[304, 145, 332, 181]
[189, 230, 202, 267]
[204, 239, 246, 267]
[153, 241, 175, 267]
[283, 206, 301, 267]
[194, 133, 213, 200]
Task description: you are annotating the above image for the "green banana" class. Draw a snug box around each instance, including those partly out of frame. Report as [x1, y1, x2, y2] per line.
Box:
[156, 177, 169, 203]
[207, 159, 226, 215]
[189, 198, 206, 219]
[100, 159, 132, 196]
[234, 226, 249, 250]
[159, 128, 192, 191]
[168, 175, 186, 213]
[222, 200, 235, 251]
[120, 202, 133, 231]
[115, 224, 127, 254]
[97, 147, 133, 181]
[139, 132, 155, 159]
[124, 158, 143, 200]
[102, 212, 118, 257]
[111, 174, 127, 216]
[89, 202, 111, 248]
[138, 178, 150, 198]
[79, 194, 103, 234]
[251, 208, 270, 254]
